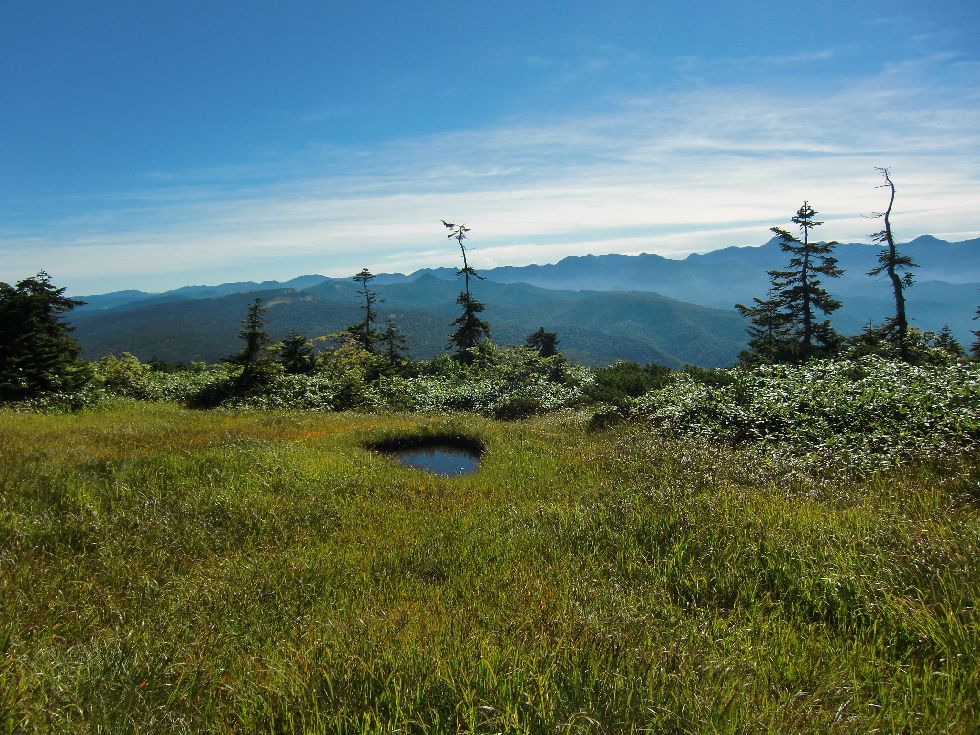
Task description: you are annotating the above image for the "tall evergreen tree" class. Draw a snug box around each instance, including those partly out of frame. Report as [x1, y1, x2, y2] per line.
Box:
[350, 268, 379, 352]
[0, 271, 90, 399]
[378, 317, 409, 364]
[868, 168, 916, 361]
[230, 297, 270, 388]
[736, 202, 843, 362]
[443, 220, 490, 362]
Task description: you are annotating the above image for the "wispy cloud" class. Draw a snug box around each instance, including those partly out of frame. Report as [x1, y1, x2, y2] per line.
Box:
[2, 55, 978, 293]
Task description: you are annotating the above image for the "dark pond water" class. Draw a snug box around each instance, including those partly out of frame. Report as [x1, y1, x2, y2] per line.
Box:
[391, 445, 481, 476]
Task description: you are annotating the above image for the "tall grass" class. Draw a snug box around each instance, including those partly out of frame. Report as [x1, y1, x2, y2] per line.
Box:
[1, 402, 976, 732]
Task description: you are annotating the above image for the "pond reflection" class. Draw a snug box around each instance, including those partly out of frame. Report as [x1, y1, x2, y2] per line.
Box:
[391, 445, 481, 476]
[368, 435, 485, 477]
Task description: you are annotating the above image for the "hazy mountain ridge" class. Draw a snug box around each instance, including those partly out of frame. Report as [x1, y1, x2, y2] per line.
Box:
[413, 235, 979, 342]
[73, 234, 978, 306]
[70, 276, 745, 368]
[67, 235, 978, 367]
[75, 274, 331, 312]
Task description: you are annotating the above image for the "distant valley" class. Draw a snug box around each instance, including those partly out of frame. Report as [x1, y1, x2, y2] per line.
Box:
[69, 235, 979, 368]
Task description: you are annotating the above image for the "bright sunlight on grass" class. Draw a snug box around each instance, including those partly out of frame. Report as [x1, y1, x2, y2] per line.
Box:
[1, 402, 976, 732]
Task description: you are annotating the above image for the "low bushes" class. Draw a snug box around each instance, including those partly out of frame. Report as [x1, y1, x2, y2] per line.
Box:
[629, 355, 980, 469]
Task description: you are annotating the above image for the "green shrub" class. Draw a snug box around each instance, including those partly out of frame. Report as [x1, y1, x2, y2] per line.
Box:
[585, 361, 672, 406]
[492, 396, 542, 421]
[92, 352, 155, 398]
[629, 356, 980, 471]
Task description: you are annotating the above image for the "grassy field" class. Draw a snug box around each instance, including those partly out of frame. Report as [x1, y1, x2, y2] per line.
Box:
[1, 402, 977, 733]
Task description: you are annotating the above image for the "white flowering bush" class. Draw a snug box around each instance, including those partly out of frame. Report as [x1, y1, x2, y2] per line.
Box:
[3, 385, 109, 413]
[90, 354, 237, 404]
[225, 373, 375, 411]
[370, 370, 587, 416]
[355, 348, 586, 416]
[630, 356, 980, 468]
[83, 345, 595, 416]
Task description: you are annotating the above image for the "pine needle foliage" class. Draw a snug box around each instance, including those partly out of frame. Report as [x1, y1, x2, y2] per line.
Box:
[278, 330, 318, 375]
[378, 316, 409, 364]
[443, 220, 490, 363]
[229, 297, 271, 389]
[737, 202, 843, 363]
[0, 271, 90, 399]
[525, 327, 560, 358]
[349, 268, 380, 353]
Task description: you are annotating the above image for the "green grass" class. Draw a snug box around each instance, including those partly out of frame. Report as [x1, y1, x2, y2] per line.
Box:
[1, 401, 977, 733]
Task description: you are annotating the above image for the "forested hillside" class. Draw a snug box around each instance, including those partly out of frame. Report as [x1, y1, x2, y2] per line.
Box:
[69, 235, 980, 365]
[69, 277, 747, 368]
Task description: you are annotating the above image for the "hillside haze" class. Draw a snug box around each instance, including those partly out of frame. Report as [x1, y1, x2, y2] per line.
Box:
[70, 277, 745, 368]
[68, 235, 979, 367]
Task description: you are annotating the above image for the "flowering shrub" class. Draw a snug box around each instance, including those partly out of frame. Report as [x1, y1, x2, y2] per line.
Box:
[103, 345, 596, 416]
[359, 345, 593, 415]
[3, 385, 109, 413]
[369, 370, 587, 415]
[629, 356, 980, 469]
[222, 373, 373, 411]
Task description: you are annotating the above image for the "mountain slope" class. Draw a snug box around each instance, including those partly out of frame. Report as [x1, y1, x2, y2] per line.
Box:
[462, 236, 980, 342]
[70, 278, 747, 368]
[67, 234, 978, 365]
[74, 275, 330, 313]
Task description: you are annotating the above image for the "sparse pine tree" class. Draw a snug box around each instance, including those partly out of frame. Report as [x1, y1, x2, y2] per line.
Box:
[449, 292, 490, 363]
[378, 317, 409, 364]
[443, 220, 490, 362]
[230, 297, 270, 388]
[350, 268, 380, 352]
[868, 168, 917, 360]
[737, 202, 843, 362]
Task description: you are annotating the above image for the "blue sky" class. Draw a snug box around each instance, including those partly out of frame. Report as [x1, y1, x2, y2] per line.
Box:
[2, 0, 979, 294]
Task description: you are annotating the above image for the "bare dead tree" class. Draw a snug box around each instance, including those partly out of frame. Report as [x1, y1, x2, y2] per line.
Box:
[868, 168, 916, 361]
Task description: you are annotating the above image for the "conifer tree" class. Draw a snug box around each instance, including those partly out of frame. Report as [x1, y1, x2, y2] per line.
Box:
[868, 168, 916, 361]
[230, 297, 270, 388]
[932, 325, 964, 359]
[378, 317, 409, 364]
[350, 268, 379, 352]
[736, 202, 843, 362]
[734, 291, 794, 364]
[0, 271, 89, 399]
[525, 327, 560, 357]
[442, 220, 490, 362]
[279, 330, 317, 374]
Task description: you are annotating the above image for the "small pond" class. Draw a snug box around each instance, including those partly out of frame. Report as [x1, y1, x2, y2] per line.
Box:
[368, 435, 485, 477]
[393, 445, 480, 476]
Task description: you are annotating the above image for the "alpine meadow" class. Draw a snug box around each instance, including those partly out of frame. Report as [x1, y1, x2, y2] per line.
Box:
[2, 2, 979, 733]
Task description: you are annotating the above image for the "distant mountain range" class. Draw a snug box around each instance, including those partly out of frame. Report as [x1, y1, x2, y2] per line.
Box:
[69, 235, 979, 368]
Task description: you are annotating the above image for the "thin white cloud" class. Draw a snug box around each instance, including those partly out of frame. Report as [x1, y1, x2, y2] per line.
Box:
[1, 55, 978, 293]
